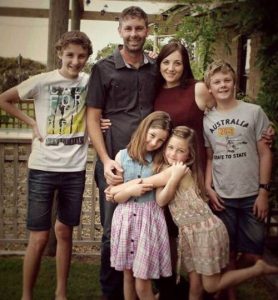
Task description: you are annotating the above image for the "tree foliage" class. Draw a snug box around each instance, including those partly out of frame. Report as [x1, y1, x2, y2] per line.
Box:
[94, 39, 155, 63]
[95, 43, 118, 61]
[0, 56, 46, 92]
[175, 0, 278, 135]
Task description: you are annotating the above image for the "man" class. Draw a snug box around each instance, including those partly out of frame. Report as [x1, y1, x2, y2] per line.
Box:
[86, 6, 157, 300]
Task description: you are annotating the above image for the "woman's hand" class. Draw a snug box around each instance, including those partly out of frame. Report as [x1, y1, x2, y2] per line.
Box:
[145, 50, 158, 59]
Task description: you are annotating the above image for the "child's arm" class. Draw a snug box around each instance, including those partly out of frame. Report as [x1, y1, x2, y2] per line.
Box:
[253, 139, 272, 220]
[156, 162, 189, 207]
[107, 165, 188, 203]
[108, 166, 174, 195]
[108, 181, 154, 203]
[0, 87, 42, 140]
[105, 151, 154, 203]
[205, 147, 225, 211]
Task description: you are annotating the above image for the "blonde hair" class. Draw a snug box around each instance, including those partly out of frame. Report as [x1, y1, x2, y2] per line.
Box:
[204, 60, 236, 88]
[127, 111, 172, 165]
[159, 126, 207, 200]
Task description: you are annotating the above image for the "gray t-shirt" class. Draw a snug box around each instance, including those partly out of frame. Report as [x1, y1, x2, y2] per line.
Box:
[86, 46, 157, 159]
[203, 100, 270, 198]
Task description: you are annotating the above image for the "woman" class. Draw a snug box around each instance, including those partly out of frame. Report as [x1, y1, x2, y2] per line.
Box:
[154, 40, 214, 300]
[154, 40, 214, 170]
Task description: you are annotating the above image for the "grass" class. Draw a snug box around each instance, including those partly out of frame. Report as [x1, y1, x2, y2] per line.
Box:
[0, 256, 101, 300]
[0, 256, 275, 300]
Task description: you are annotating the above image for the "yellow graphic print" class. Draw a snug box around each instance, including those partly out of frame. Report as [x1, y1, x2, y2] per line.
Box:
[47, 86, 86, 135]
[217, 127, 235, 137]
[46, 85, 86, 146]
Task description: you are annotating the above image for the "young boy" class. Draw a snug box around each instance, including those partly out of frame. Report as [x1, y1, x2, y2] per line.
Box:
[203, 60, 272, 299]
[0, 31, 92, 300]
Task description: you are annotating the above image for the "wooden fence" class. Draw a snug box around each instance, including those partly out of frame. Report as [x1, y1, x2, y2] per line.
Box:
[0, 100, 34, 129]
[0, 136, 102, 256]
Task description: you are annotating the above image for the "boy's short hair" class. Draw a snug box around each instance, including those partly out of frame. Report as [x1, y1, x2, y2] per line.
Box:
[55, 30, 93, 57]
[204, 60, 236, 87]
[119, 6, 148, 27]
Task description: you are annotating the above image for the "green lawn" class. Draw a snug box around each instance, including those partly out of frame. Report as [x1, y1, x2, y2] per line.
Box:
[0, 256, 101, 300]
[0, 256, 274, 300]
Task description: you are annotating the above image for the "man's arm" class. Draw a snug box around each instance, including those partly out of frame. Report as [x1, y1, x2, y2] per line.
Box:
[253, 139, 272, 220]
[0, 87, 42, 140]
[86, 107, 123, 184]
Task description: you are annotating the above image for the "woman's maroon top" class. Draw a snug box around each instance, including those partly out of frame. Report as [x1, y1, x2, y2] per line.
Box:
[154, 80, 206, 171]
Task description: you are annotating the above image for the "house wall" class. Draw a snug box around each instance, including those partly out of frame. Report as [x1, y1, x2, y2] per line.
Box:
[213, 30, 261, 101]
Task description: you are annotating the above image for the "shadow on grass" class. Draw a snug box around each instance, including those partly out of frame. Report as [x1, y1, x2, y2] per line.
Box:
[0, 256, 101, 300]
[0, 256, 275, 300]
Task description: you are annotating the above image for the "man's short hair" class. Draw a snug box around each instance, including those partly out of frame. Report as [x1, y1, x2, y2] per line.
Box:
[119, 6, 148, 27]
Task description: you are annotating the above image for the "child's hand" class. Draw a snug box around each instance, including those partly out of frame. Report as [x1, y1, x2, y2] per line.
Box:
[104, 186, 115, 202]
[32, 122, 43, 142]
[127, 182, 154, 197]
[170, 162, 189, 181]
[253, 193, 269, 221]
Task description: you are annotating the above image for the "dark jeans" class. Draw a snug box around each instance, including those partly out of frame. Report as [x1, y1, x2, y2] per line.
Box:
[27, 169, 85, 231]
[95, 160, 123, 299]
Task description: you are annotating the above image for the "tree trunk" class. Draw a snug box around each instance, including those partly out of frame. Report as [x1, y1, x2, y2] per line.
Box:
[47, 0, 69, 71]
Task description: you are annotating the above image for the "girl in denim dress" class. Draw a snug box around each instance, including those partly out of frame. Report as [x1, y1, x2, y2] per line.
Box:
[106, 111, 173, 300]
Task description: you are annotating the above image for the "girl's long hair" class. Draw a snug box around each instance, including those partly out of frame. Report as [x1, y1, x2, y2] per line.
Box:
[156, 126, 207, 200]
[127, 111, 172, 165]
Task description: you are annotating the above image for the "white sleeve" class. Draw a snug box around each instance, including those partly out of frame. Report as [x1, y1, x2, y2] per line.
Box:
[16, 73, 45, 100]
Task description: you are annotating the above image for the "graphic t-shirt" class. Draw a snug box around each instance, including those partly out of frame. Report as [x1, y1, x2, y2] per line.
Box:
[203, 100, 270, 198]
[17, 70, 89, 172]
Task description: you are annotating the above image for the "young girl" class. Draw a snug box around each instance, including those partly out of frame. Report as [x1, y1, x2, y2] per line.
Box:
[108, 126, 278, 300]
[108, 111, 173, 300]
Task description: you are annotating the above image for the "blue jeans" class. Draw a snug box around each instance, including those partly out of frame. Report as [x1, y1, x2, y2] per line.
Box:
[215, 195, 265, 255]
[95, 160, 123, 299]
[27, 169, 85, 231]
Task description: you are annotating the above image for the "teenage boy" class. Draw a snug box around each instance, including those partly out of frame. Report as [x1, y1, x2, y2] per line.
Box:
[0, 31, 92, 300]
[203, 60, 272, 300]
[86, 6, 157, 300]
